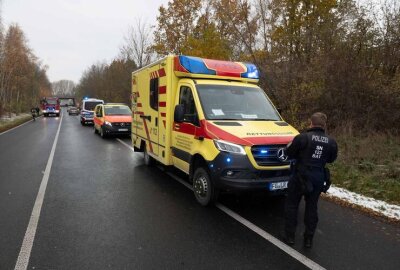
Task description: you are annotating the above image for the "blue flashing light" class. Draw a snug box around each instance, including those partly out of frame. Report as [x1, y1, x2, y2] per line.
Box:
[83, 96, 89, 100]
[226, 157, 231, 163]
[209, 164, 214, 168]
[241, 63, 259, 79]
[179, 56, 216, 75]
[260, 149, 268, 154]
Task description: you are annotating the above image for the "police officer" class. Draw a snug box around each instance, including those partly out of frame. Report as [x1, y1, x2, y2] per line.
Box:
[284, 112, 338, 248]
[31, 107, 37, 121]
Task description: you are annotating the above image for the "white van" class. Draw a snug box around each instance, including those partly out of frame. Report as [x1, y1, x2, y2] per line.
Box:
[80, 98, 104, 125]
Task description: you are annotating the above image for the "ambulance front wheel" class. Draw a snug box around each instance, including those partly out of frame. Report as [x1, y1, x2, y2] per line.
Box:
[100, 126, 107, 138]
[143, 144, 154, 166]
[193, 167, 219, 206]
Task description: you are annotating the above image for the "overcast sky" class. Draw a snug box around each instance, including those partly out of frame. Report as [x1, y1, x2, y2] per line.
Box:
[2, 0, 167, 83]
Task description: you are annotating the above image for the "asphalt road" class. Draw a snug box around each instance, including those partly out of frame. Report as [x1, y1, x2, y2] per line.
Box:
[0, 109, 399, 270]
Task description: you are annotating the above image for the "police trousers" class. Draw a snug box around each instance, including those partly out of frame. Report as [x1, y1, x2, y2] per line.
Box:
[284, 168, 324, 237]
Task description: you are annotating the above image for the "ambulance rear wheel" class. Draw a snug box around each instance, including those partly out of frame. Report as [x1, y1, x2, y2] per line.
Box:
[143, 144, 154, 166]
[193, 167, 219, 206]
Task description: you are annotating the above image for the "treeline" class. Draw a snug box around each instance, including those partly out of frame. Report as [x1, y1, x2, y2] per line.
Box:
[0, 22, 51, 116]
[75, 59, 136, 106]
[77, 0, 400, 132]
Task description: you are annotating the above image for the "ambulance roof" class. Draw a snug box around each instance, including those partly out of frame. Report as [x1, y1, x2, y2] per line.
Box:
[174, 55, 259, 83]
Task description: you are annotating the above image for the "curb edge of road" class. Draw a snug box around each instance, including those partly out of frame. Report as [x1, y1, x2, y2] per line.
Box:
[321, 193, 400, 225]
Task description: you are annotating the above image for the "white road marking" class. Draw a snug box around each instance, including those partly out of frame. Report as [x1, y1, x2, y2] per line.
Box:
[14, 115, 63, 270]
[116, 138, 135, 153]
[216, 203, 326, 270]
[116, 139, 326, 270]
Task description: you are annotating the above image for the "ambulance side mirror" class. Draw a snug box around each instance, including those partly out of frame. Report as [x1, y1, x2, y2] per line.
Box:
[174, 104, 184, 123]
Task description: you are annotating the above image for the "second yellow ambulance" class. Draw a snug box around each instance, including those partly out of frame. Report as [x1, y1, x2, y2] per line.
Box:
[131, 55, 298, 205]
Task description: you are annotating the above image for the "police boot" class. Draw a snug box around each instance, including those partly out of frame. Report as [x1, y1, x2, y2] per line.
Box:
[284, 232, 295, 246]
[303, 234, 313, 248]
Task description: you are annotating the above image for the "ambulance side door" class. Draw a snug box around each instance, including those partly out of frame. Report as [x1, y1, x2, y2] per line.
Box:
[144, 75, 159, 157]
[171, 84, 200, 173]
[93, 105, 102, 130]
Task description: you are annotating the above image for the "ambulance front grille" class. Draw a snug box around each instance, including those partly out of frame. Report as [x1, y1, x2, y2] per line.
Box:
[112, 122, 131, 127]
[251, 144, 290, 166]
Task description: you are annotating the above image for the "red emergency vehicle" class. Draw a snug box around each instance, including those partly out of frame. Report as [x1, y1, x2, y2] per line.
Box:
[41, 97, 61, 117]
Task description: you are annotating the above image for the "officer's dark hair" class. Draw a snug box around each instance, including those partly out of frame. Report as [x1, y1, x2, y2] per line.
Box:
[310, 112, 327, 128]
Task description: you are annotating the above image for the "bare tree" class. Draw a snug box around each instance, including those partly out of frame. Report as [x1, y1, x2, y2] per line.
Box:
[120, 18, 154, 68]
[51, 80, 76, 97]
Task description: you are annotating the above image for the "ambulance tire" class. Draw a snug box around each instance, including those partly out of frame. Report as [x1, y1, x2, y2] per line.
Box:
[193, 167, 219, 206]
[143, 145, 154, 166]
[100, 126, 107, 138]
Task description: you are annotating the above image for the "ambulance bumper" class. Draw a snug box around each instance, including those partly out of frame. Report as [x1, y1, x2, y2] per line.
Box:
[208, 152, 291, 193]
[102, 125, 131, 135]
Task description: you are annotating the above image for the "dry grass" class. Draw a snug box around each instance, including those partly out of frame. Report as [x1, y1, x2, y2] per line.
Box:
[0, 114, 32, 133]
[329, 129, 400, 205]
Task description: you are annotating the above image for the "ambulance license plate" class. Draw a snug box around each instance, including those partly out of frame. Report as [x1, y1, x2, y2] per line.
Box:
[118, 128, 128, 131]
[270, 181, 288, 190]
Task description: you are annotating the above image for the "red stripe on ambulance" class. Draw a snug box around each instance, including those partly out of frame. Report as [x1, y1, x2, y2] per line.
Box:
[204, 121, 251, 145]
[158, 68, 166, 77]
[159, 86, 166, 94]
[142, 119, 153, 152]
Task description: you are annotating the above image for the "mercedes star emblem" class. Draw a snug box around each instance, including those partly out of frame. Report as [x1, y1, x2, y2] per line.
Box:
[277, 148, 288, 162]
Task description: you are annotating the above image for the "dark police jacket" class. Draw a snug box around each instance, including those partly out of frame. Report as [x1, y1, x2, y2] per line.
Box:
[286, 127, 338, 172]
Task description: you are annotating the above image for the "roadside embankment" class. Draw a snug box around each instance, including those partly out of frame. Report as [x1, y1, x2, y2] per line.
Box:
[0, 113, 33, 134]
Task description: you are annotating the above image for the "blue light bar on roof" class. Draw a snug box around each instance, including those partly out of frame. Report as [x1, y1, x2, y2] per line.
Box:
[174, 55, 259, 80]
[241, 63, 259, 79]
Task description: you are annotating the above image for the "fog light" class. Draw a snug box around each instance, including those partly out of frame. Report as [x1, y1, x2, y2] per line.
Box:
[226, 170, 234, 176]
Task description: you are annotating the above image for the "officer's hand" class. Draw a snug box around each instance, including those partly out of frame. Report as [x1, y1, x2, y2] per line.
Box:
[322, 181, 331, 193]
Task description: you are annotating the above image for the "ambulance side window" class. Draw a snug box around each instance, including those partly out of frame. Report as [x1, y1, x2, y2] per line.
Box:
[179, 86, 199, 126]
[150, 78, 159, 111]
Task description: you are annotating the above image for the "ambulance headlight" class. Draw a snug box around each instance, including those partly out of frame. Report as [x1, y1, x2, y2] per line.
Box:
[105, 121, 112, 126]
[214, 140, 246, 155]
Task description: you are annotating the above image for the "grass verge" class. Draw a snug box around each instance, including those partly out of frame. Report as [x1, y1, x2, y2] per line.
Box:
[0, 114, 33, 133]
[329, 131, 400, 205]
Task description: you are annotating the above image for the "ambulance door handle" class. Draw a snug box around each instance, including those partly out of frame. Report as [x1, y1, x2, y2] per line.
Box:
[155, 117, 158, 127]
[140, 115, 151, 121]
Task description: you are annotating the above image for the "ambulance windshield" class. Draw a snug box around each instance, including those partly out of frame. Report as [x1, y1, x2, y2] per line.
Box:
[196, 85, 281, 121]
[104, 106, 131, 115]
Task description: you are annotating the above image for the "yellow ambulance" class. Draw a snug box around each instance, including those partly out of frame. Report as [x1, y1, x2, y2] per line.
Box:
[131, 55, 298, 205]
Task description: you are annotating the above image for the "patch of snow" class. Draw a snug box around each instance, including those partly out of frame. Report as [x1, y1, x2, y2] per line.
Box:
[326, 185, 400, 220]
[0, 113, 30, 122]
